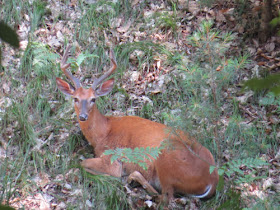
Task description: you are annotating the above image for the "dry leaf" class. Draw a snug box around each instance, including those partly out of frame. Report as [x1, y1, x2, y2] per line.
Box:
[86, 200, 93, 208]
[187, 1, 200, 15]
[216, 10, 226, 22]
[263, 178, 274, 190]
[117, 21, 132, 33]
[56, 202, 67, 210]
[265, 42, 275, 52]
[2, 83, 10, 94]
[132, 0, 139, 7]
[111, 18, 122, 28]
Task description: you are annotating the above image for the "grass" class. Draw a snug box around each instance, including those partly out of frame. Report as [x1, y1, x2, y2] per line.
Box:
[0, 0, 279, 209]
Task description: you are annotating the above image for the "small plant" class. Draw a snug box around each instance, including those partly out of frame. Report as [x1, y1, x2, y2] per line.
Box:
[210, 157, 269, 209]
[30, 0, 48, 33]
[116, 41, 165, 72]
[259, 92, 280, 111]
[60, 45, 99, 82]
[154, 11, 178, 33]
[0, 1, 30, 24]
[82, 173, 128, 209]
[78, 0, 120, 42]
[211, 157, 268, 185]
[71, 52, 99, 70]
[0, 143, 31, 206]
[163, 20, 276, 208]
[103, 146, 163, 170]
[270, 11, 280, 35]
[175, 20, 249, 161]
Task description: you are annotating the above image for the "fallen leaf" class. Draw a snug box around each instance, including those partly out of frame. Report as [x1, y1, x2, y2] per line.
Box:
[2, 83, 10, 94]
[216, 10, 226, 22]
[265, 42, 275, 52]
[263, 178, 274, 190]
[117, 21, 131, 33]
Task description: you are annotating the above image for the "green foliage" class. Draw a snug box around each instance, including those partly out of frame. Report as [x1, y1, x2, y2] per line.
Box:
[223, 115, 276, 154]
[243, 73, 280, 95]
[163, 20, 276, 209]
[172, 21, 249, 157]
[20, 42, 59, 79]
[153, 11, 178, 33]
[116, 41, 165, 72]
[217, 189, 242, 210]
[1, 0, 48, 34]
[78, 0, 120, 42]
[0, 39, 64, 205]
[74, 52, 99, 67]
[218, 157, 268, 185]
[0, 39, 71, 204]
[259, 93, 280, 114]
[198, 0, 218, 7]
[0, 143, 31, 205]
[18, 42, 60, 127]
[181, 21, 248, 105]
[0, 21, 19, 48]
[0, 204, 15, 210]
[7, 103, 36, 147]
[77, 0, 142, 44]
[270, 11, 280, 35]
[245, 198, 280, 210]
[82, 173, 128, 209]
[30, 0, 47, 33]
[0, 21, 20, 66]
[67, 51, 99, 81]
[0, 1, 29, 23]
[210, 157, 269, 210]
[103, 146, 163, 170]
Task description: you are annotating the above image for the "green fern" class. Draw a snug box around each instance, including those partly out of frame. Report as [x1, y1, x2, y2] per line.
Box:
[218, 157, 268, 185]
[103, 146, 163, 170]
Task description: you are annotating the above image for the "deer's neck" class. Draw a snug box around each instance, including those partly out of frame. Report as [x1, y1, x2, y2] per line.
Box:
[78, 105, 109, 148]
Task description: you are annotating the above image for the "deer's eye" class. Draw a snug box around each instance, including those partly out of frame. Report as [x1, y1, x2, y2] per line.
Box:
[74, 98, 79, 103]
[90, 98, 96, 104]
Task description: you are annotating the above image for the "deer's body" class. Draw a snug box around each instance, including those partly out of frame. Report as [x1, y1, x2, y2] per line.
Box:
[56, 46, 219, 202]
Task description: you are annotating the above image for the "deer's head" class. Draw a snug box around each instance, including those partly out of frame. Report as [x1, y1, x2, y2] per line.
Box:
[56, 45, 117, 121]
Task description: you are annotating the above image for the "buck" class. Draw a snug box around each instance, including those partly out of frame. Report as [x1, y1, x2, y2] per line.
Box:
[56, 45, 219, 202]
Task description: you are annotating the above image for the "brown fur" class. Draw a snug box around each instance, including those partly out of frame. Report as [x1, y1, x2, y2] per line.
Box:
[56, 72, 219, 202]
[78, 103, 218, 200]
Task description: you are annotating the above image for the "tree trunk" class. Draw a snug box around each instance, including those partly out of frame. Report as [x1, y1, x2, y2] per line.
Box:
[259, 0, 273, 42]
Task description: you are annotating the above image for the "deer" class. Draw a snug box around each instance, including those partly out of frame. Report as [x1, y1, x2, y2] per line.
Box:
[56, 45, 219, 202]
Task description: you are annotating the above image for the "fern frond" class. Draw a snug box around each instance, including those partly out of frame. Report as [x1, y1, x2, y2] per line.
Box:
[103, 146, 163, 170]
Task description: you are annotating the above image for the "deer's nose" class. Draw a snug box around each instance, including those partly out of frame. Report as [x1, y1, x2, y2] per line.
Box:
[79, 114, 88, 121]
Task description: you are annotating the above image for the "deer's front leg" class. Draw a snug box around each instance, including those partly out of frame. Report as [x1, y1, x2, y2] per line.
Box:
[128, 171, 159, 195]
[81, 155, 122, 177]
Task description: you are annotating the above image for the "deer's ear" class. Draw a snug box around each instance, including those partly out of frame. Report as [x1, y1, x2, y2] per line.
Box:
[56, 78, 75, 96]
[95, 78, 115, 97]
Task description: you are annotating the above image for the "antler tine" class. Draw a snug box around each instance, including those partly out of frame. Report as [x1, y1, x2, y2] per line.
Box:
[60, 45, 81, 89]
[92, 48, 117, 90]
